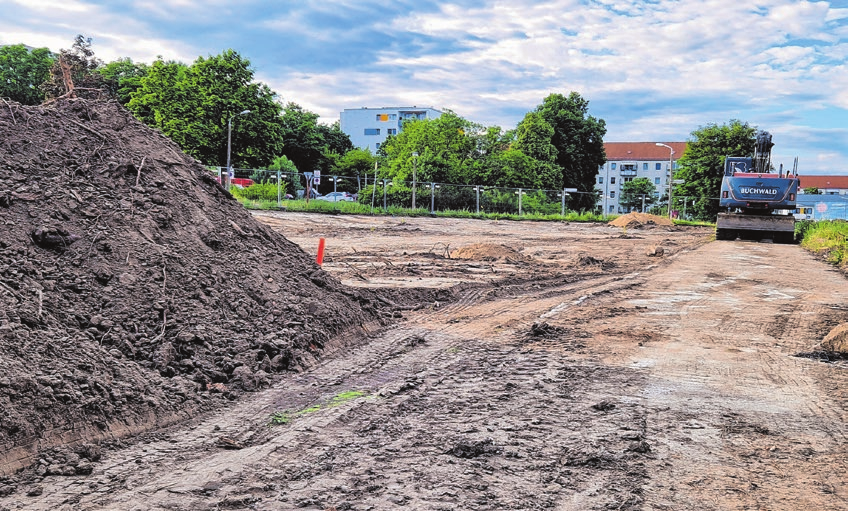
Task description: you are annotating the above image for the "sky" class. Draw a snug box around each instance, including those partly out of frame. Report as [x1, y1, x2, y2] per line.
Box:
[3, 0, 847, 173]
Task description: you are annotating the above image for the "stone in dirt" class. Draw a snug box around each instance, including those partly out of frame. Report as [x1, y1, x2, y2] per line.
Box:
[0, 98, 415, 476]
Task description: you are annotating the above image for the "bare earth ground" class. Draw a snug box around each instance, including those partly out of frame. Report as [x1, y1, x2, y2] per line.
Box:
[2, 213, 847, 510]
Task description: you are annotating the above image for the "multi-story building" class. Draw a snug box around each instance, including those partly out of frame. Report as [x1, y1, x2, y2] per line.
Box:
[597, 142, 688, 214]
[340, 106, 443, 153]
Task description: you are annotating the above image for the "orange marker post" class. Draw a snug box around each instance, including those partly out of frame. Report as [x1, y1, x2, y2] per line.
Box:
[316, 238, 326, 265]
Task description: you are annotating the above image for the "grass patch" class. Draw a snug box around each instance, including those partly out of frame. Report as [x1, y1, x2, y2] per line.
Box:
[268, 390, 368, 426]
[238, 197, 613, 223]
[800, 220, 848, 265]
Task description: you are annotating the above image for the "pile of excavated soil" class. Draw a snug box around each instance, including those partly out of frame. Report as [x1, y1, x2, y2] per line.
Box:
[0, 98, 414, 475]
[449, 243, 529, 262]
[608, 212, 673, 229]
[822, 323, 848, 354]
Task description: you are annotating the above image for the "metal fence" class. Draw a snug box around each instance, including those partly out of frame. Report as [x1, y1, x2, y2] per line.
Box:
[213, 167, 848, 221]
[216, 167, 597, 217]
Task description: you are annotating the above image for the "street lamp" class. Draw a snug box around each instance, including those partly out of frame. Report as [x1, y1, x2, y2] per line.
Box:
[656, 143, 675, 219]
[411, 152, 418, 210]
[226, 109, 251, 189]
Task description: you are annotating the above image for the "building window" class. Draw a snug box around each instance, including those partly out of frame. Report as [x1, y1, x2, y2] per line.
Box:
[611, 163, 617, 170]
[598, 176, 604, 184]
[656, 163, 662, 170]
[387, 128, 397, 135]
[643, 163, 648, 170]
[375, 143, 381, 149]
[624, 177, 633, 183]
[364, 128, 380, 136]
[655, 177, 661, 184]
[610, 177, 616, 184]
[609, 205, 614, 212]
[610, 191, 616, 198]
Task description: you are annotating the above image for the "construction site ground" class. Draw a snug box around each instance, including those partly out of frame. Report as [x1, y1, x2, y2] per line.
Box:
[4, 212, 848, 511]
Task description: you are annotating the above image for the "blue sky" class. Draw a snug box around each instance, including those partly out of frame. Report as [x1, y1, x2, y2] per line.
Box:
[3, 0, 847, 173]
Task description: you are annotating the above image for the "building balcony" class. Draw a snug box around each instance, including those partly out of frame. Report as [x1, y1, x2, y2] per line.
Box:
[620, 169, 637, 177]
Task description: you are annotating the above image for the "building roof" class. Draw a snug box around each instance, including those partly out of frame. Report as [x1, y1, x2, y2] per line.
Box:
[798, 175, 848, 189]
[604, 142, 687, 161]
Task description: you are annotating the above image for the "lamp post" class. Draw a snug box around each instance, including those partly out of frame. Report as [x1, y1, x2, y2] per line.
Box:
[412, 152, 418, 210]
[656, 143, 675, 219]
[226, 109, 251, 190]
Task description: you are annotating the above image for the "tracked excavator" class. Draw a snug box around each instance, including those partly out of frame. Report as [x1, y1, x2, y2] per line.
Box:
[715, 131, 799, 242]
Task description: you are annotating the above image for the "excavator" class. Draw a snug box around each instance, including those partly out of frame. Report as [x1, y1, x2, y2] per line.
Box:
[715, 131, 799, 243]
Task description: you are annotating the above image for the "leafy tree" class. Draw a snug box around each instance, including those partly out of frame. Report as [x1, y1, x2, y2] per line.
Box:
[483, 148, 561, 189]
[802, 186, 821, 195]
[620, 177, 658, 212]
[0, 44, 54, 105]
[42, 35, 106, 100]
[335, 148, 376, 181]
[513, 112, 557, 164]
[535, 92, 607, 210]
[127, 50, 284, 168]
[279, 102, 326, 174]
[675, 120, 757, 220]
[96, 57, 148, 104]
[380, 111, 482, 186]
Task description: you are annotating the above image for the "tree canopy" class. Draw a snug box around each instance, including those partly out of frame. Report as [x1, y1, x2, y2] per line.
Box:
[619, 177, 658, 212]
[675, 120, 757, 220]
[0, 44, 54, 105]
[535, 92, 607, 209]
[127, 50, 284, 168]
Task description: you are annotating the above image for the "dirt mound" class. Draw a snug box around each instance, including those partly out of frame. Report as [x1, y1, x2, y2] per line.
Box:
[0, 99, 393, 474]
[822, 323, 848, 353]
[450, 243, 528, 262]
[608, 212, 673, 229]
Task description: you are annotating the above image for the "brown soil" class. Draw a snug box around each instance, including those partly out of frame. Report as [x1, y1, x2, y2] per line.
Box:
[1, 101, 846, 511]
[608, 212, 674, 229]
[0, 99, 420, 476]
[449, 243, 529, 262]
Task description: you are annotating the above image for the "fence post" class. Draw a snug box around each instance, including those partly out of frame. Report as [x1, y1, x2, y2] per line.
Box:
[277, 170, 281, 207]
[476, 185, 481, 215]
[561, 188, 566, 216]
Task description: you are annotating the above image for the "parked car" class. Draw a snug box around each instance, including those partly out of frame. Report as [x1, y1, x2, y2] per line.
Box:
[296, 189, 321, 199]
[316, 191, 355, 202]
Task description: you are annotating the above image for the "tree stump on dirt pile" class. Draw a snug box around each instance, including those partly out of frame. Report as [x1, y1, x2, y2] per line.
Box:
[822, 323, 848, 354]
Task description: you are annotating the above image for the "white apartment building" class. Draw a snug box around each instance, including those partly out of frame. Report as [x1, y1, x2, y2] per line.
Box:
[340, 106, 443, 153]
[597, 142, 687, 214]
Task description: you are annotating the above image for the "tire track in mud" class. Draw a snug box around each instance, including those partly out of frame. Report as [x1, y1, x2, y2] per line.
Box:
[3, 262, 661, 510]
[590, 241, 848, 511]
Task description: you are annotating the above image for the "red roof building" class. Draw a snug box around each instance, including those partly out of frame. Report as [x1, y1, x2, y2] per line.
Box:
[597, 142, 688, 214]
[798, 175, 848, 194]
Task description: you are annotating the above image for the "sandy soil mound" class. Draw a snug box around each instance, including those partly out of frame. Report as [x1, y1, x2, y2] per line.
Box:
[0, 98, 399, 474]
[450, 243, 528, 262]
[608, 212, 673, 229]
[822, 323, 848, 353]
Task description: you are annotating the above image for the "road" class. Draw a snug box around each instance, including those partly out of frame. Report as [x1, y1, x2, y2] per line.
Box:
[2, 214, 846, 510]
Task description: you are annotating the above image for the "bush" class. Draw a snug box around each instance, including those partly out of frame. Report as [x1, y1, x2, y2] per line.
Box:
[231, 182, 285, 202]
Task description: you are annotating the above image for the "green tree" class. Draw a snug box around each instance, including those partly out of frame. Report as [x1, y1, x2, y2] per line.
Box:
[96, 57, 148, 104]
[279, 102, 326, 174]
[380, 111, 481, 186]
[483, 148, 561, 189]
[0, 44, 54, 105]
[513, 112, 557, 164]
[675, 120, 757, 220]
[127, 50, 284, 168]
[535, 92, 607, 210]
[619, 177, 658, 212]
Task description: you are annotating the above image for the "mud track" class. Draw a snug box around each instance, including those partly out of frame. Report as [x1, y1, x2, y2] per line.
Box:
[2, 215, 846, 510]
